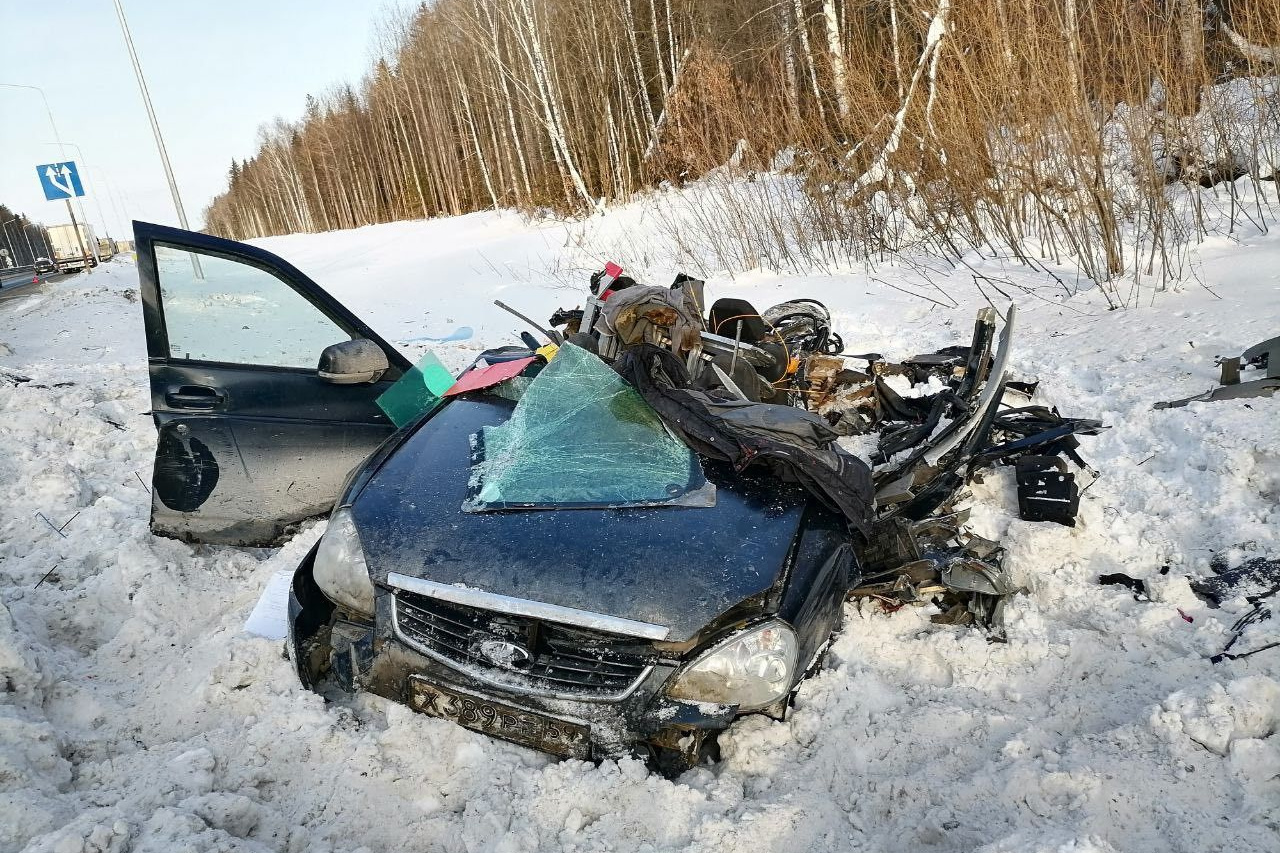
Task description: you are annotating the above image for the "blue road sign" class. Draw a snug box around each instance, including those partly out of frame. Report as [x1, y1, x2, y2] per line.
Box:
[37, 161, 85, 200]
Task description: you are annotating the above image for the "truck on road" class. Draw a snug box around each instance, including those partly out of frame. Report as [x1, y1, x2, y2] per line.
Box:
[47, 223, 99, 273]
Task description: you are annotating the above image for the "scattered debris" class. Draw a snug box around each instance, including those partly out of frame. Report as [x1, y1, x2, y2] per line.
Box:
[1191, 554, 1280, 663]
[535, 264, 1105, 636]
[36, 511, 70, 539]
[1016, 456, 1080, 526]
[1099, 572, 1149, 600]
[851, 511, 1023, 639]
[1192, 555, 1280, 605]
[1212, 603, 1279, 662]
[1155, 333, 1280, 409]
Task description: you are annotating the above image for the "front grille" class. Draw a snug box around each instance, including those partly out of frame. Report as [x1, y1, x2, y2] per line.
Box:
[392, 588, 656, 700]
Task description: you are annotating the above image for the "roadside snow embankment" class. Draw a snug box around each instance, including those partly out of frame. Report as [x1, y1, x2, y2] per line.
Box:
[1, 207, 1278, 852]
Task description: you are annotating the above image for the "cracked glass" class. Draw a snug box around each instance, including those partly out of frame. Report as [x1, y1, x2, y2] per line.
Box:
[464, 343, 715, 511]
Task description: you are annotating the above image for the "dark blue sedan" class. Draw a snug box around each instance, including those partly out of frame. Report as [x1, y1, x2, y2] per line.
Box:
[133, 221, 860, 773]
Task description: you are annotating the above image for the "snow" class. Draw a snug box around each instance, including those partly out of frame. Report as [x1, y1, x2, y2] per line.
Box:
[2, 180, 1280, 852]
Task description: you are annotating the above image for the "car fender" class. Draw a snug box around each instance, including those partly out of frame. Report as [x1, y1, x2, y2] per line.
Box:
[287, 542, 336, 688]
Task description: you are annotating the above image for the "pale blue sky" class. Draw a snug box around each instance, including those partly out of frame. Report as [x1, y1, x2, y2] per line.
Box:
[0, 0, 388, 236]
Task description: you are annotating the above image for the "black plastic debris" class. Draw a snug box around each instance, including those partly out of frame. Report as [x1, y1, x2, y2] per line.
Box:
[1099, 572, 1149, 600]
[1, 369, 32, 385]
[1188, 554, 1280, 663]
[1210, 597, 1278, 664]
[1016, 456, 1080, 526]
[1191, 555, 1280, 606]
[858, 517, 921, 575]
[976, 406, 1104, 471]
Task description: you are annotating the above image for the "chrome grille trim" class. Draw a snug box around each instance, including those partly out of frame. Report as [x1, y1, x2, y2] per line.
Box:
[389, 588, 656, 703]
[386, 573, 671, 640]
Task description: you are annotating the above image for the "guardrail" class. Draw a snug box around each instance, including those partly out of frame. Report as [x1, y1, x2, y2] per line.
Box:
[0, 265, 42, 288]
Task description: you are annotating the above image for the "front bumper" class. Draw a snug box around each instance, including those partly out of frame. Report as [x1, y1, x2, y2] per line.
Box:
[287, 557, 738, 763]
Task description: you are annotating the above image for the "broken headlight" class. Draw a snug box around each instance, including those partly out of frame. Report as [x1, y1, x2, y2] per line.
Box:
[313, 507, 375, 618]
[665, 620, 798, 711]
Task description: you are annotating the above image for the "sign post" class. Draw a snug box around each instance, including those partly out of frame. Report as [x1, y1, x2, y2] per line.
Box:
[36, 160, 94, 271]
[64, 199, 88, 270]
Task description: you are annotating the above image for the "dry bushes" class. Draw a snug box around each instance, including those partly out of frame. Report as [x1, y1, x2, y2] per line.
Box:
[656, 1, 1280, 299]
[206, 1, 1280, 298]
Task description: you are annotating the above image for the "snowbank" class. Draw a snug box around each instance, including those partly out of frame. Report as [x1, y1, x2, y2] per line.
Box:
[1, 190, 1278, 851]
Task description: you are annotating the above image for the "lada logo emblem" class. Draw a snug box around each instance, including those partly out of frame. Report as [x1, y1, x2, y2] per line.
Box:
[473, 637, 533, 671]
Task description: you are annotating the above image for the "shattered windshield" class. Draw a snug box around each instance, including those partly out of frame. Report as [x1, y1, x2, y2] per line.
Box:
[464, 344, 715, 511]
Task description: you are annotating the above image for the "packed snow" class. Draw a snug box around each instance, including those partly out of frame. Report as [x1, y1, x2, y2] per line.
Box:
[1, 186, 1278, 852]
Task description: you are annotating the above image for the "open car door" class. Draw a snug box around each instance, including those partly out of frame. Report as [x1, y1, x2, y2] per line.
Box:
[134, 221, 412, 546]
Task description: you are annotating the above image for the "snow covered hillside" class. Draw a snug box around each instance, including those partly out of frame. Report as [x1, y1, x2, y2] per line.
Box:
[1, 201, 1278, 852]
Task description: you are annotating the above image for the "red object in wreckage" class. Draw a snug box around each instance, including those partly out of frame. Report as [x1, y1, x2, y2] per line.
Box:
[444, 357, 537, 397]
[598, 262, 624, 300]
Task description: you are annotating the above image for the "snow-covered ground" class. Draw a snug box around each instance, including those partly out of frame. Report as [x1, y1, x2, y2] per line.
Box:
[1, 193, 1278, 852]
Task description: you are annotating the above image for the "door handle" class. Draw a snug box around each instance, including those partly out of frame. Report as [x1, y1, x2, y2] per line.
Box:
[165, 385, 226, 410]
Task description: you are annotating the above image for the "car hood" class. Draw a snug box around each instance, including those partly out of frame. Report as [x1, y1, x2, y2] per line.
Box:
[350, 395, 810, 643]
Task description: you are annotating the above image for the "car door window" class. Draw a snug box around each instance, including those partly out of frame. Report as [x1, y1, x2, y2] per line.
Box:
[155, 243, 350, 368]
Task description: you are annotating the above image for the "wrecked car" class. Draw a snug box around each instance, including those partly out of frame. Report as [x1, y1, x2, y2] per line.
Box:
[134, 221, 1098, 772]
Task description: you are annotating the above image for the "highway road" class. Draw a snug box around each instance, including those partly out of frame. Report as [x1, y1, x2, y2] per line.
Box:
[0, 268, 39, 288]
[0, 270, 72, 303]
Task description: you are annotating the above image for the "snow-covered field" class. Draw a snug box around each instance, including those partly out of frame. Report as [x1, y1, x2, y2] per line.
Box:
[1, 195, 1278, 852]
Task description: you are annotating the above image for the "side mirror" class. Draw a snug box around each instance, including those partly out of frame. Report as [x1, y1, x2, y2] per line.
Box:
[317, 339, 390, 384]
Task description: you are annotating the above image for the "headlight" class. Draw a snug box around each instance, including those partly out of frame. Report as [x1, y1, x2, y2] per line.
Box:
[312, 507, 375, 618]
[665, 620, 798, 711]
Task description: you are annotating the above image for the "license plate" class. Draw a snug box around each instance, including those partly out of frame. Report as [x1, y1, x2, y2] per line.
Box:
[407, 676, 590, 760]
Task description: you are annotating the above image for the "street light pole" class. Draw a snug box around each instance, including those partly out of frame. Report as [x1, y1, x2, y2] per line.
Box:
[4, 218, 36, 264]
[0, 81, 98, 265]
[112, 0, 191, 230]
[0, 82, 65, 155]
[0, 221, 15, 266]
[18, 222, 35, 261]
[103, 178, 128, 235]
